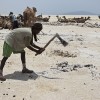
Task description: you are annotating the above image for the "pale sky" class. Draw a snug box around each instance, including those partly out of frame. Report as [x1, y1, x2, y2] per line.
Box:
[0, 0, 100, 15]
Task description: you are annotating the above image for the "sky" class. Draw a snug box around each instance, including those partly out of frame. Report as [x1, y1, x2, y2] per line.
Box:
[0, 0, 100, 15]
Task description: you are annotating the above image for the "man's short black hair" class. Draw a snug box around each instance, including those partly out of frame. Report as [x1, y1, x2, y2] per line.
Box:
[9, 12, 13, 15]
[31, 23, 42, 42]
[32, 23, 42, 31]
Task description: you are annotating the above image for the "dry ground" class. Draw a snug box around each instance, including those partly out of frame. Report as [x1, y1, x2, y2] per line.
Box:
[0, 15, 100, 100]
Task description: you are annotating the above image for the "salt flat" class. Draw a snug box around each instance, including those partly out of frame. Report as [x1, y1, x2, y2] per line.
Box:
[0, 15, 100, 100]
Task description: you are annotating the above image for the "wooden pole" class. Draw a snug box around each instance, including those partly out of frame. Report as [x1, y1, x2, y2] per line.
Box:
[35, 33, 68, 56]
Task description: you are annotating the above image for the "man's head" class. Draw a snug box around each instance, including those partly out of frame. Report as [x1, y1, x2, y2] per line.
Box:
[32, 7, 37, 12]
[31, 23, 42, 41]
[9, 12, 13, 16]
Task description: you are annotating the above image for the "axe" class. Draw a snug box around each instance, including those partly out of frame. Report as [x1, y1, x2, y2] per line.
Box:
[35, 33, 68, 56]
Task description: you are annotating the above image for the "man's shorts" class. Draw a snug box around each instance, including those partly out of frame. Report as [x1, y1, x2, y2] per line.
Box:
[3, 42, 25, 57]
[3, 42, 13, 57]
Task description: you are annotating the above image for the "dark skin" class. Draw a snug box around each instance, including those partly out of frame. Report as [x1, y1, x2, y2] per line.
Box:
[27, 29, 45, 55]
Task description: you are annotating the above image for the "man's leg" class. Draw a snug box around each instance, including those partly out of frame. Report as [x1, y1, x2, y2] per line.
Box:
[0, 57, 8, 71]
[0, 41, 13, 81]
[0, 57, 8, 81]
[21, 51, 33, 73]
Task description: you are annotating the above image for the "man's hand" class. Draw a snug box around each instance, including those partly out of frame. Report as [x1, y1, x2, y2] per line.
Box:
[36, 48, 45, 55]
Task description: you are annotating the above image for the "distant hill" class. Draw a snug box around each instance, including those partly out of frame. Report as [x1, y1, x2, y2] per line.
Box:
[62, 11, 98, 15]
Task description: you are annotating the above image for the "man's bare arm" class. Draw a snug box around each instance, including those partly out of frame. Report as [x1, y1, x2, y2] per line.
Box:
[27, 45, 38, 52]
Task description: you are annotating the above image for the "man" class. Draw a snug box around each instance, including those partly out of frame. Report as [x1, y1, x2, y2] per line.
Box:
[0, 23, 45, 81]
[9, 12, 19, 29]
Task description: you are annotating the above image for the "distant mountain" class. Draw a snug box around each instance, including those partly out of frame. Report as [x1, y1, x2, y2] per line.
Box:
[62, 11, 98, 15]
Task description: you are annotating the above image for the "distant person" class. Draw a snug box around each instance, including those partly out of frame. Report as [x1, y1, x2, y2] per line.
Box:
[9, 12, 19, 29]
[0, 23, 45, 81]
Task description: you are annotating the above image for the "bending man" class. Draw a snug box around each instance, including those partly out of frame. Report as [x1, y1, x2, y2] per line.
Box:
[0, 23, 44, 81]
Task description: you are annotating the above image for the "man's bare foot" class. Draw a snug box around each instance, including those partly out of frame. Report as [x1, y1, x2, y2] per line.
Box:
[22, 68, 33, 73]
[0, 75, 6, 81]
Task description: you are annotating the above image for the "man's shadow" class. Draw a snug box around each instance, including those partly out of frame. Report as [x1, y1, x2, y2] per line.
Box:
[4, 71, 38, 81]
[4, 71, 62, 81]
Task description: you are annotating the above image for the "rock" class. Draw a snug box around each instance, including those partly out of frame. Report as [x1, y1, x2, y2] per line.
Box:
[13, 95, 16, 97]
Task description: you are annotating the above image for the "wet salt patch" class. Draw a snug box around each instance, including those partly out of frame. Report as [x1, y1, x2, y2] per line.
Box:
[37, 70, 62, 79]
[56, 62, 84, 72]
[50, 50, 77, 57]
[56, 61, 100, 80]
[36, 61, 100, 80]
